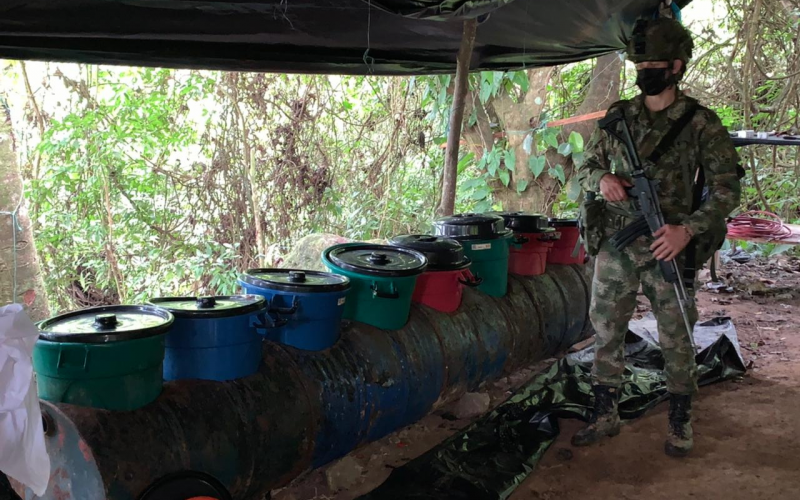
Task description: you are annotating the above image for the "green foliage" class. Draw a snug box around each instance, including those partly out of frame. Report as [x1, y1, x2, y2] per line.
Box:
[5, 0, 799, 312]
[529, 155, 546, 178]
[10, 65, 441, 312]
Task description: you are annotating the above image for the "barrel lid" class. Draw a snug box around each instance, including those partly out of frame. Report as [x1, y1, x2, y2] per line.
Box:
[148, 294, 266, 318]
[389, 235, 470, 271]
[240, 269, 350, 293]
[324, 243, 428, 277]
[38, 305, 174, 344]
[548, 217, 579, 227]
[495, 211, 555, 233]
[432, 213, 510, 240]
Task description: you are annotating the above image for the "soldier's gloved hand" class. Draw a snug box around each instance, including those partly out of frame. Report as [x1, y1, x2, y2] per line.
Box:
[650, 224, 692, 261]
[599, 174, 633, 202]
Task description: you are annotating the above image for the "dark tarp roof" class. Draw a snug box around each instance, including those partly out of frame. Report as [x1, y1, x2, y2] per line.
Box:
[0, 0, 690, 75]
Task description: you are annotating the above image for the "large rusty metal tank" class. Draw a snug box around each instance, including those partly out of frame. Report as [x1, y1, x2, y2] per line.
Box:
[15, 264, 593, 500]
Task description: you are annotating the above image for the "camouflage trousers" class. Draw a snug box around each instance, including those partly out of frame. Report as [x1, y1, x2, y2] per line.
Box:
[590, 229, 699, 395]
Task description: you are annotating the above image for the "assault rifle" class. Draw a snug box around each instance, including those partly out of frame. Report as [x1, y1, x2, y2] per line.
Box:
[597, 109, 697, 352]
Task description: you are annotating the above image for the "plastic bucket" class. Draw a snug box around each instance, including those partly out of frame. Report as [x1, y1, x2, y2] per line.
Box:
[149, 295, 267, 381]
[322, 243, 426, 330]
[239, 270, 350, 351]
[509, 232, 557, 276]
[412, 269, 481, 313]
[458, 233, 512, 297]
[34, 335, 166, 411]
[162, 313, 263, 381]
[548, 219, 585, 265]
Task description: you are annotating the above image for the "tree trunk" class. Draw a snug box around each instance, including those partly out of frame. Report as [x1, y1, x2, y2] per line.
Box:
[437, 18, 478, 217]
[491, 67, 554, 212]
[462, 53, 622, 215]
[0, 122, 50, 320]
[544, 52, 622, 212]
[562, 53, 622, 142]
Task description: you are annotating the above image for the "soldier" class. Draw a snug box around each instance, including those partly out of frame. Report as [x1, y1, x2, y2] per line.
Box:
[573, 16, 741, 457]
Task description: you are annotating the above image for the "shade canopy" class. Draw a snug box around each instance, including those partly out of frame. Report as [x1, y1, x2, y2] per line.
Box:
[0, 0, 690, 74]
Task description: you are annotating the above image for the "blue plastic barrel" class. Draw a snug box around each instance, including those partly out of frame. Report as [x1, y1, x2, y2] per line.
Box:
[238, 269, 350, 351]
[148, 295, 266, 381]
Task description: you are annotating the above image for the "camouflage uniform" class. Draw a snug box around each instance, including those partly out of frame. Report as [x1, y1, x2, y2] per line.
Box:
[579, 91, 741, 394]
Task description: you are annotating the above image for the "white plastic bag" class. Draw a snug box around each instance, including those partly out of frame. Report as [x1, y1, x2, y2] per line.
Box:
[0, 303, 50, 496]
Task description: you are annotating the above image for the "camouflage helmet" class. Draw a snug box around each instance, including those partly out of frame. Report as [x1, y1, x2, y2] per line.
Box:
[626, 17, 694, 64]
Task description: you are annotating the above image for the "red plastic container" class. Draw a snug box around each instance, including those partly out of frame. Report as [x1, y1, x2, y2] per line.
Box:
[509, 233, 557, 276]
[412, 268, 481, 313]
[547, 219, 586, 265]
[389, 235, 482, 313]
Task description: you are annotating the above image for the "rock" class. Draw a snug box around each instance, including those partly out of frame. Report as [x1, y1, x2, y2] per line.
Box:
[556, 448, 573, 461]
[280, 233, 353, 271]
[452, 392, 491, 419]
[325, 455, 364, 492]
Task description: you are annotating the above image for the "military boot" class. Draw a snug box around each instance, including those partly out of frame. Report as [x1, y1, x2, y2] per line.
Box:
[571, 385, 621, 447]
[665, 393, 693, 457]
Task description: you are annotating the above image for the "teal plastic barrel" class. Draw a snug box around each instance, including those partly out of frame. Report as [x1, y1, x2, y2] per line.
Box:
[33, 305, 173, 411]
[458, 234, 512, 297]
[322, 243, 427, 330]
[433, 213, 512, 297]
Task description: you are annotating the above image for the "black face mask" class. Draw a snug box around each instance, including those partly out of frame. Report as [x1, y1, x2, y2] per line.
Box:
[635, 67, 674, 96]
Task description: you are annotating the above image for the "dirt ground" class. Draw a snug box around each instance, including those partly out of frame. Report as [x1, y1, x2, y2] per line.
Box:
[274, 256, 800, 500]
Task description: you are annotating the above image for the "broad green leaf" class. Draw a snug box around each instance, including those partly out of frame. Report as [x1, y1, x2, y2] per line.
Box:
[488, 157, 498, 176]
[557, 142, 572, 156]
[769, 243, 793, 256]
[505, 149, 516, 172]
[457, 152, 475, 173]
[549, 164, 566, 185]
[522, 133, 533, 155]
[572, 151, 585, 168]
[467, 108, 478, 127]
[475, 200, 492, 213]
[569, 131, 585, 153]
[479, 82, 492, 104]
[483, 71, 494, 85]
[499, 169, 510, 187]
[471, 186, 491, 201]
[477, 154, 488, 171]
[543, 128, 559, 149]
[512, 71, 530, 92]
[566, 176, 581, 201]
[489, 151, 501, 176]
[516, 179, 529, 193]
[529, 156, 546, 178]
[460, 177, 483, 190]
[492, 72, 505, 96]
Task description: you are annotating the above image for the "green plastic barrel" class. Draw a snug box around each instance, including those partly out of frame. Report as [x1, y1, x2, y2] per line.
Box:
[33, 305, 173, 411]
[459, 233, 512, 297]
[433, 213, 512, 298]
[323, 243, 427, 330]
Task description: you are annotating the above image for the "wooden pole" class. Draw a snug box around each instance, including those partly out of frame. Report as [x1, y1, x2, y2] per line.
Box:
[437, 18, 478, 217]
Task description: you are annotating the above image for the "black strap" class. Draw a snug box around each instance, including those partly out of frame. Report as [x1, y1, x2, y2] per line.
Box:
[646, 103, 699, 165]
[683, 163, 704, 290]
[643, 103, 700, 289]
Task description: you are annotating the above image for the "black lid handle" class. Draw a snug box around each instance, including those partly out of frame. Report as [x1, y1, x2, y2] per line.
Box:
[459, 273, 483, 288]
[288, 271, 307, 283]
[93, 313, 118, 329]
[368, 252, 390, 265]
[196, 297, 217, 309]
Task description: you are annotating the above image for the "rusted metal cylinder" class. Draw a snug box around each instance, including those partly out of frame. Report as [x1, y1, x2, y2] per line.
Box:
[20, 264, 592, 500]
